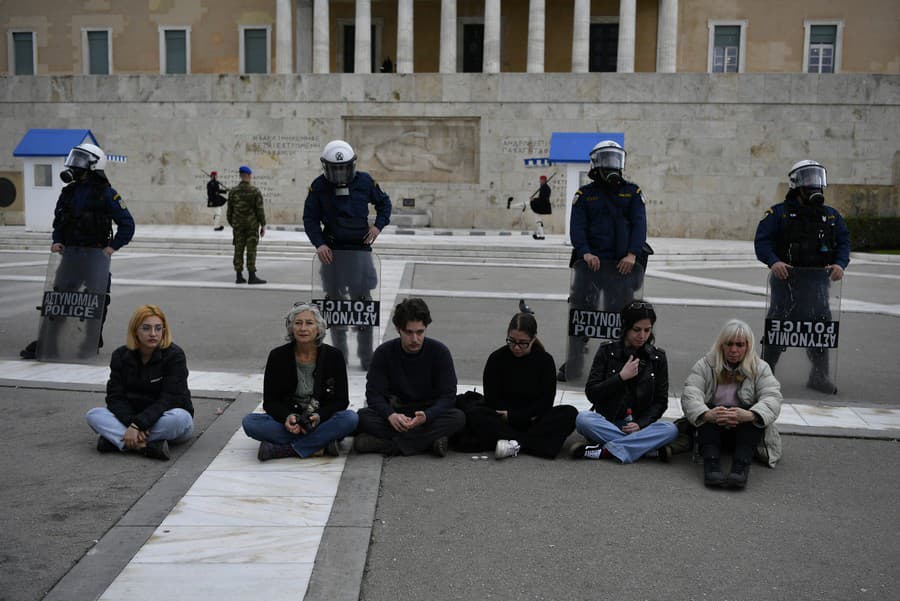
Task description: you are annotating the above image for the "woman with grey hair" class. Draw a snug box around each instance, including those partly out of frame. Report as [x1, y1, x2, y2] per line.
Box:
[242, 302, 358, 460]
[681, 319, 783, 489]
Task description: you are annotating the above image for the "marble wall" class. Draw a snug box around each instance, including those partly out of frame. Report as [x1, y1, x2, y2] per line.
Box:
[1, 73, 897, 236]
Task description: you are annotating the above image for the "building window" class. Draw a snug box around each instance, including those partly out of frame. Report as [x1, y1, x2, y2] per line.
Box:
[589, 20, 619, 72]
[240, 26, 270, 74]
[708, 21, 746, 73]
[160, 27, 191, 74]
[9, 31, 36, 75]
[34, 164, 52, 188]
[456, 18, 485, 73]
[804, 20, 843, 74]
[82, 29, 112, 74]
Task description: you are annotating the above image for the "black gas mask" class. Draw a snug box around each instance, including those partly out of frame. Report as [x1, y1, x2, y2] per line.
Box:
[60, 167, 88, 184]
[799, 187, 825, 206]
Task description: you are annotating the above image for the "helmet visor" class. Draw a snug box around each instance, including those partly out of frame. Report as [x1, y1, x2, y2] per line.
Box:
[322, 159, 356, 186]
[792, 165, 827, 189]
[590, 148, 626, 172]
[65, 148, 98, 170]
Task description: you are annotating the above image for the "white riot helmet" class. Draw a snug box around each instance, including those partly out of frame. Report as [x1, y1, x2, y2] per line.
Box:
[65, 143, 107, 172]
[321, 140, 357, 186]
[589, 140, 626, 184]
[788, 160, 827, 189]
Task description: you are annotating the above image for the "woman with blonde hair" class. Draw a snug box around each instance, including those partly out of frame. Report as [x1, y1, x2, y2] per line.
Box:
[86, 305, 194, 460]
[681, 319, 783, 489]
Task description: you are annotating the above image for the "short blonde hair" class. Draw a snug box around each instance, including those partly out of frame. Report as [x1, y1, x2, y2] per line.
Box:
[709, 319, 758, 378]
[125, 305, 172, 350]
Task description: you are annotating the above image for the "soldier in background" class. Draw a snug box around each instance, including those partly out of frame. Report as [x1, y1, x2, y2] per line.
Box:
[206, 170, 227, 231]
[529, 174, 552, 240]
[227, 165, 267, 284]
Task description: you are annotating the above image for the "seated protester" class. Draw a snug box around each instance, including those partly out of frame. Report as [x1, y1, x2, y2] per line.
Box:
[86, 305, 193, 460]
[463, 312, 577, 460]
[242, 303, 359, 461]
[681, 319, 782, 489]
[572, 301, 677, 463]
[355, 298, 464, 456]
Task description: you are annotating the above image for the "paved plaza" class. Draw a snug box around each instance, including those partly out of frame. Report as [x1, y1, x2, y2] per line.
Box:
[0, 225, 898, 601]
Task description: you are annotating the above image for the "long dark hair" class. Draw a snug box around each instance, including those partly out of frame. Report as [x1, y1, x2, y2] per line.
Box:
[619, 300, 656, 346]
[507, 312, 545, 352]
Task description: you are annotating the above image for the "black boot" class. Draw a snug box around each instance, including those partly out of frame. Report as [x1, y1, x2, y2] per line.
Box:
[235, 271, 246, 284]
[726, 459, 751, 489]
[704, 458, 727, 488]
[807, 349, 837, 393]
[248, 271, 267, 285]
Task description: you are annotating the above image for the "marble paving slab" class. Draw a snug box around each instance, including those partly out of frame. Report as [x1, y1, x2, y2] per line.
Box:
[187, 469, 343, 497]
[205, 449, 347, 472]
[161, 495, 335, 527]
[792, 403, 871, 429]
[853, 406, 900, 429]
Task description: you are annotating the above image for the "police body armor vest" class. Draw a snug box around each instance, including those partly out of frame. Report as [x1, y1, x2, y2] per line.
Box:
[57, 182, 113, 247]
[776, 206, 836, 267]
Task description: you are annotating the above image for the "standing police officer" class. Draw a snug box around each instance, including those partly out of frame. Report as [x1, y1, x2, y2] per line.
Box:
[755, 160, 850, 394]
[559, 140, 647, 382]
[227, 165, 267, 284]
[21, 142, 135, 358]
[303, 140, 392, 368]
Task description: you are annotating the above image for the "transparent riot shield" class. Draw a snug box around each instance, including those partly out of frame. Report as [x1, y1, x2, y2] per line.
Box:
[762, 266, 842, 395]
[311, 250, 381, 372]
[562, 261, 645, 386]
[35, 247, 111, 362]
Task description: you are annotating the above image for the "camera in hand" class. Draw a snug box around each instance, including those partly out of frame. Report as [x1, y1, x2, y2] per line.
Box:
[292, 413, 315, 431]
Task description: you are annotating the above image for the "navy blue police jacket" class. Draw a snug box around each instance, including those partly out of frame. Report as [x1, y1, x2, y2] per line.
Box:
[52, 180, 135, 250]
[754, 195, 850, 269]
[569, 180, 647, 261]
[303, 172, 392, 250]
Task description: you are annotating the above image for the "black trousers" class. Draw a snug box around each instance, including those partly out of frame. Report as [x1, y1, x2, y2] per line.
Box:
[460, 405, 578, 459]
[357, 407, 465, 456]
[697, 422, 763, 463]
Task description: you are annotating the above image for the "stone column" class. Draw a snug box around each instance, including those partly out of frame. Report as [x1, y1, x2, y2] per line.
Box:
[355, 0, 372, 73]
[483, 0, 501, 72]
[616, 0, 636, 73]
[313, 0, 330, 73]
[439, 0, 457, 73]
[526, 0, 545, 72]
[397, 0, 414, 73]
[297, 0, 313, 73]
[571, 0, 589, 72]
[275, 0, 293, 73]
[656, 0, 678, 72]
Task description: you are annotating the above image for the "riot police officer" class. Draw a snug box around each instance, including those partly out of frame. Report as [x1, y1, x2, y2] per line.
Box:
[227, 165, 267, 284]
[559, 140, 647, 382]
[303, 140, 392, 368]
[754, 160, 850, 393]
[21, 142, 135, 358]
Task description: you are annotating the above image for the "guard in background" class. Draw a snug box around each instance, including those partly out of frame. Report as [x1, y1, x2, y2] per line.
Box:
[206, 170, 227, 231]
[754, 160, 849, 393]
[227, 165, 267, 284]
[559, 140, 647, 382]
[303, 139, 392, 369]
[21, 142, 135, 358]
[530, 174, 552, 240]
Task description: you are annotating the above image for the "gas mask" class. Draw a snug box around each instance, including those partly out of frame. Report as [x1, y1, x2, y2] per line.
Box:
[800, 187, 825, 206]
[59, 168, 88, 184]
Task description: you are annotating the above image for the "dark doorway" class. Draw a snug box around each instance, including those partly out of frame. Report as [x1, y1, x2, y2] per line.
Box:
[589, 23, 619, 72]
[342, 24, 378, 73]
[462, 23, 484, 73]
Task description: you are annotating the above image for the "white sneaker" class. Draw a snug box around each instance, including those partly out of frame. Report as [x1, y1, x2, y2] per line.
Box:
[495, 439, 521, 460]
[583, 444, 604, 460]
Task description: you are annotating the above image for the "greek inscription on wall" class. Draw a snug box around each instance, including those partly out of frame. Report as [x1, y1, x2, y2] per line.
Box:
[502, 138, 549, 156]
[242, 134, 319, 157]
[346, 117, 480, 183]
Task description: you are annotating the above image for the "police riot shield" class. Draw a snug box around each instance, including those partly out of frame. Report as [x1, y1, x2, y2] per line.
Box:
[563, 260, 645, 387]
[35, 247, 110, 362]
[762, 266, 842, 395]
[310, 250, 381, 372]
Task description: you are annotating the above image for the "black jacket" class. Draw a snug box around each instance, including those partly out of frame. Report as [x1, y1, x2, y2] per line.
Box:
[105, 343, 193, 431]
[585, 339, 668, 429]
[262, 342, 349, 424]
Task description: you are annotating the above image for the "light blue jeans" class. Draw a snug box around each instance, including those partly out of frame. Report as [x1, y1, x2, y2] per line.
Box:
[575, 411, 678, 464]
[86, 407, 195, 451]
[242, 410, 359, 458]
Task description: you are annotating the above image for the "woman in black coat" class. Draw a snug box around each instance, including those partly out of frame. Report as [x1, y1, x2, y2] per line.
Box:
[86, 304, 194, 460]
[242, 302, 358, 460]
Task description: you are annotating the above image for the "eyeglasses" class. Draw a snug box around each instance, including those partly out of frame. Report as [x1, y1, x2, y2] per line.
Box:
[139, 324, 165, 333]
[506, 337, 533, 349]
[627, 301, 654, 311]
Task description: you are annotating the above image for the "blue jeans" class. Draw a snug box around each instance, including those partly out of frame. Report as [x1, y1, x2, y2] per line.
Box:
[575, 411, 678, 464]
[242, 410, 359, 458]
[86, 407, 194, 451]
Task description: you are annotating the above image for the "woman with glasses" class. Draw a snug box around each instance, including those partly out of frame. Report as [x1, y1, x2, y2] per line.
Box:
[680, 319, 782, 489]
[571, 301, 677, 463]
[462, 312, 577, 459]
[242, 302, 358, 461]
[86, 305, 194, 460]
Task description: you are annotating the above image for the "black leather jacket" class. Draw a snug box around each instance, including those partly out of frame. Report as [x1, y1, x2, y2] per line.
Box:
[262, 342, 349, 425]
[585, 339, 669, 428]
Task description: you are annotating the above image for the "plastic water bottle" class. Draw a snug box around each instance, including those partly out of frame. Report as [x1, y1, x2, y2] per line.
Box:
[624, 408, 633, 427]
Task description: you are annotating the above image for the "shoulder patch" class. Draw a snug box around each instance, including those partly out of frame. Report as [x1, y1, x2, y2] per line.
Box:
[573, 190, 582, 205]
[113, 193, 127, 210]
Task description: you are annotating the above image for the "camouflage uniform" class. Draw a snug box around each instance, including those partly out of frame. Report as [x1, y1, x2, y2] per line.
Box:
[227, 181, 266, 272]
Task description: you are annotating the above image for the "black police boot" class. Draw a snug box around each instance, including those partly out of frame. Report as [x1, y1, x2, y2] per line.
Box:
[248, 271, 267, 285]
[20, 340, 37, 360]
[807, 350, 837, 394]
[235, 271, 246, 284]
